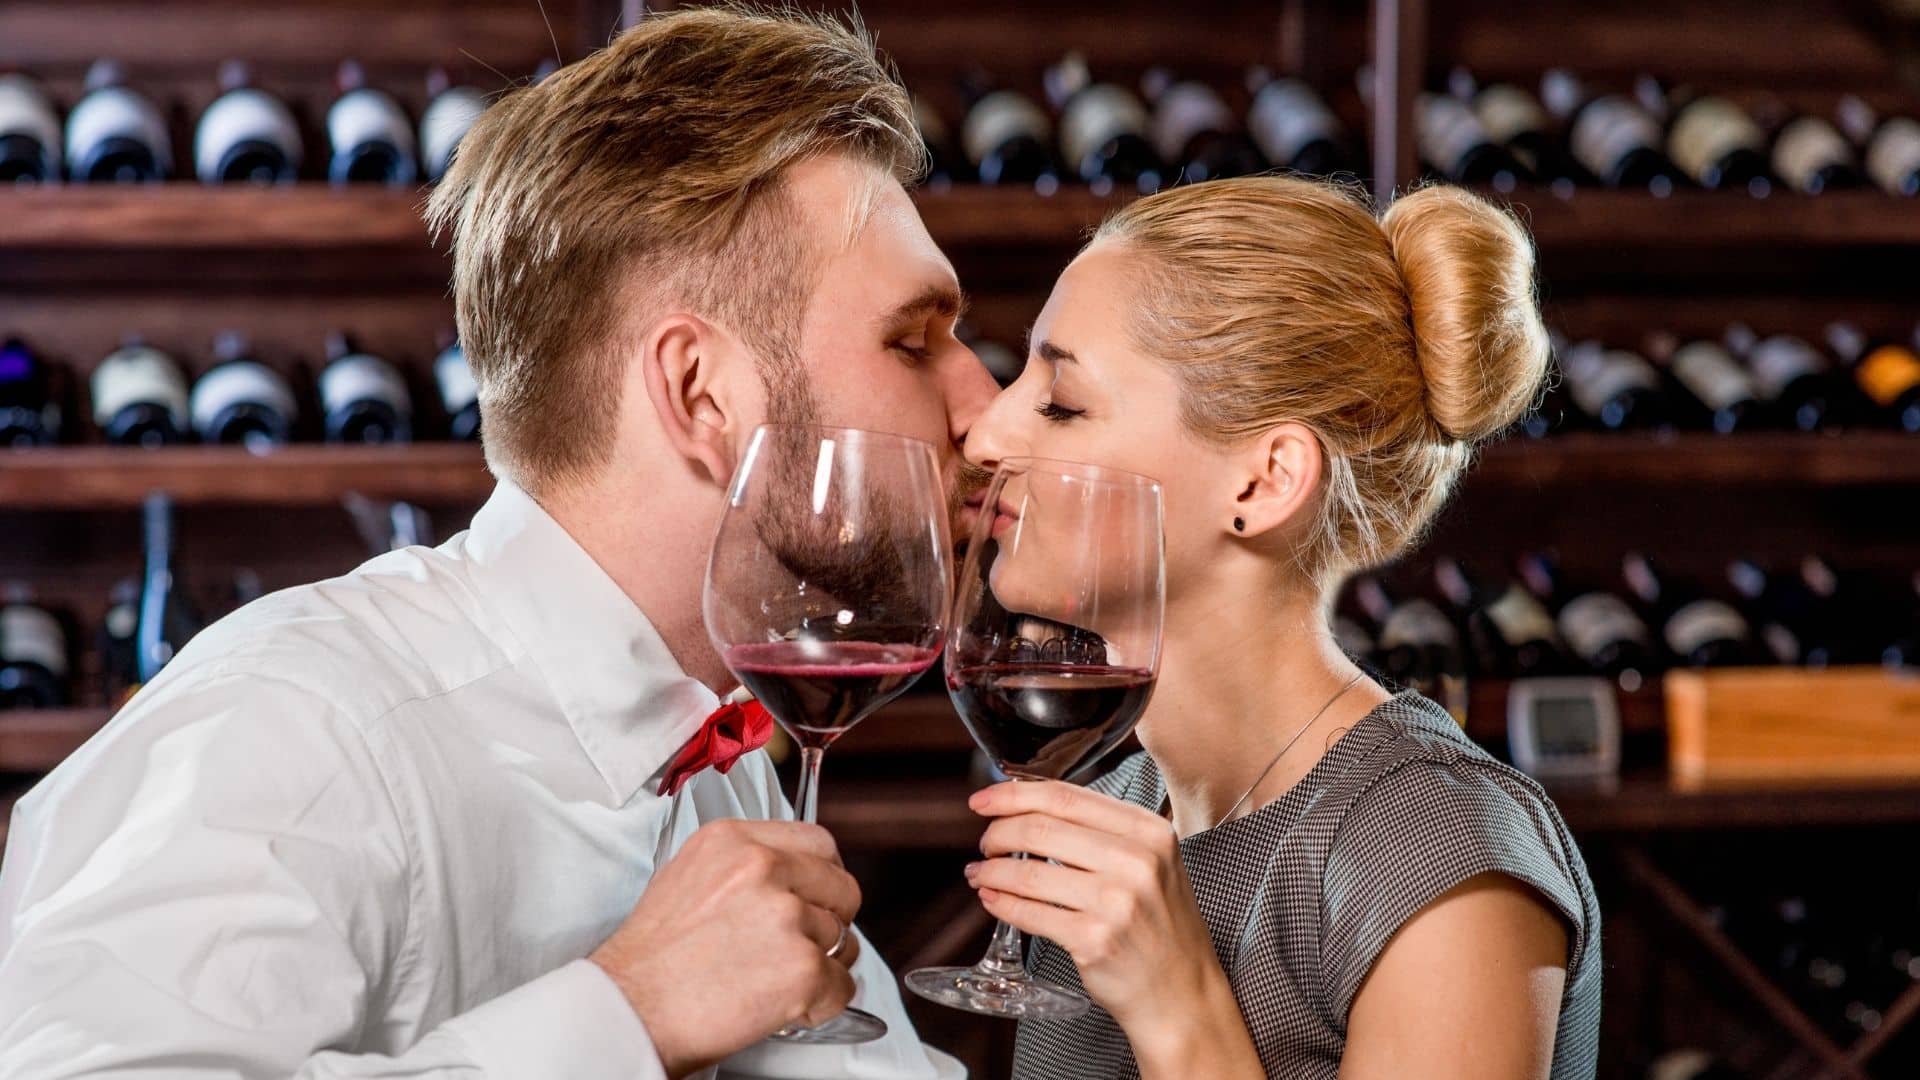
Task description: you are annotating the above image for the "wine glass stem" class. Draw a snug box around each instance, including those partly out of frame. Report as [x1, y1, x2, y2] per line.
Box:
[795, 745, 825, 824]
[977, 853, 1031, 977]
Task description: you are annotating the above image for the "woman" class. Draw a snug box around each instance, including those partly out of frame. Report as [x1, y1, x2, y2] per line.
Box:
[958, 178, 1599, 1079]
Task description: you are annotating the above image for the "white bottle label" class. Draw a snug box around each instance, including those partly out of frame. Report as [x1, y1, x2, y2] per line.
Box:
[1379, 598, 1459, 652]
[1665, 599, 1750, 658]
[962, 91, 1051, 169]
[1668, 97, 1764, 184]
[1558, 593, 1650, 663]
[1418, 93, 1492, 174]
[1671, 341, 1758, 411]
[1570, 96, 1661, 180]
[194, 87, 303, 181]
[434, 344, 478, 413]
[328, 88, 417, 180]
[190, 361, 297, 435]
[0, 75, 62, 171]
[421, 86, 488, 181]
[1563, 343, 1659, 417]
[65, 85, 172, 175]
[1772, 117, 1854, 193]
[1059, 85, 1150, 173]
[92, 345, 190, 428]
[1248, 79, 1340, 166]
[1149, 81, 1234, 165]
[1867, 117, 1920, 195]
[321, 354, 412, 417]
[1474, 84, 1548, 145]
[1483, 586, 1558, 648]
[1747, 336, 1829, 399]
[1, 605, 67, 678]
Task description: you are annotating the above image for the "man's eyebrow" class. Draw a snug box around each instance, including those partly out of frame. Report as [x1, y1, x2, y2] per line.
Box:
[875, 284, 967, 331]
[1036, 340, 1078, 365]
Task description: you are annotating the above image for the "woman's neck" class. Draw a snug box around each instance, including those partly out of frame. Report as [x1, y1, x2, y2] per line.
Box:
[1138, 578, 1389, 839]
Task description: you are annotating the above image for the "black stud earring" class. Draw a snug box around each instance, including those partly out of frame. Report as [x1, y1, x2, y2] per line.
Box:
[1233, 517, 1245, 532]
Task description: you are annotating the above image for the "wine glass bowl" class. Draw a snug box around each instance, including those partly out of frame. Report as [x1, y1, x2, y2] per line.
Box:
[704, 423, 953, 1043]
[907, 456, 1166, 1019]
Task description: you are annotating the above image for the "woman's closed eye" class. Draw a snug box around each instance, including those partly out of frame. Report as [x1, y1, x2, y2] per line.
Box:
[1036, 400, 1086, 423]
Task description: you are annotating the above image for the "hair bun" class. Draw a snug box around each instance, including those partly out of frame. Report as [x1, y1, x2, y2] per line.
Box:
[1378, 185, 1549, 443]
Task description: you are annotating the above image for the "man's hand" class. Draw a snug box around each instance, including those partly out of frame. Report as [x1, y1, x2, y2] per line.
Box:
[590, 819, 863, 1079]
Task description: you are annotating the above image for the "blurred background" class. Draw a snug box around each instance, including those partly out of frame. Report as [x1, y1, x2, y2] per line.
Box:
[2, 1, 1918, 1077]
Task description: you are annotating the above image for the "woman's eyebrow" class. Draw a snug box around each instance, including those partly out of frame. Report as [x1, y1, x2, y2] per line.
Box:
[1034, 340, 1078, 366]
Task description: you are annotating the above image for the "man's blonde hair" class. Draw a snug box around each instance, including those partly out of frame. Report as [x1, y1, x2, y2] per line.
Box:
[426, 6, 921, 493]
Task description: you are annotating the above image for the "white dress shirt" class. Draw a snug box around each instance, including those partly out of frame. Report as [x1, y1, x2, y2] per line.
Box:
[0, 481, 957, 1080]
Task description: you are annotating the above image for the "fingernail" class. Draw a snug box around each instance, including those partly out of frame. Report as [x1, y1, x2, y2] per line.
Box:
[963, 861, 980, 881]
[967, 790, 988, 810]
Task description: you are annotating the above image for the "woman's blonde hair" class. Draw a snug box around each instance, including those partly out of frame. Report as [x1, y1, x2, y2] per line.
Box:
[1092, 178, 1549, 585]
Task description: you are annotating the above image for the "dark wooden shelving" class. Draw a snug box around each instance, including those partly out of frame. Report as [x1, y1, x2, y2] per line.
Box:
[1468, 432, 1920, 489]
[0, 709, 106, 774]
[0, 186, 433, 252]
[0, 444, 492, 508]
[1502, 190, 1920, 254]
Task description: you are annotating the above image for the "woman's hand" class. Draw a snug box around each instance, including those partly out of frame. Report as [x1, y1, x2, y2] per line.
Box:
[966, 780, 1262, 1076]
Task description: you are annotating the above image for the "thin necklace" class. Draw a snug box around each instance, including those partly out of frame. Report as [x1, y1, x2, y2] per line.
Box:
[1208, 670, 1367, 830]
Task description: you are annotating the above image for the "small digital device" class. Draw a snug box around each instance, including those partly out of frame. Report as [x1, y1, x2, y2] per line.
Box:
[1506, 676, 1621, 783]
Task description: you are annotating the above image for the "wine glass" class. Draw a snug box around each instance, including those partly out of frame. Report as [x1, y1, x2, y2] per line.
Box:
[704, 423, 952, 1044]
[906, 457, 1165, 1019]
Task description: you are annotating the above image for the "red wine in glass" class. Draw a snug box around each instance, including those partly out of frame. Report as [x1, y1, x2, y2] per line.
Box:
[949, 662, 1153, 780]
[727, 640, 939, 749]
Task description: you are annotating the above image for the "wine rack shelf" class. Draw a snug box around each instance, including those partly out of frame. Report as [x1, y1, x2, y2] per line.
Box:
[0, 444, 493, 508]
[6, 187, 1920, 264]
[0, 434, 1908, 510]
[0, 709, 106, 774]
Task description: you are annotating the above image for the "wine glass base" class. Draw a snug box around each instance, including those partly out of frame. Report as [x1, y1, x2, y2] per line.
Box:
[904, 966, 1091, 1020]
[768, 1007, 888, 1044]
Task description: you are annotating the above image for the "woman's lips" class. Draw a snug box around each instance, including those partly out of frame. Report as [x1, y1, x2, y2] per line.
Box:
[989, 500, 1019, 539]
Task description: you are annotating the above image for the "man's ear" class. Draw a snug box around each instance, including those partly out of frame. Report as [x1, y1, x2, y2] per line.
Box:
[640, 313, 738, 486]
[1228, 422, 1323, 540]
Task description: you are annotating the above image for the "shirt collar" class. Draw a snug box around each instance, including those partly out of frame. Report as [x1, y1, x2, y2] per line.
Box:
[463, 480, 719, 805]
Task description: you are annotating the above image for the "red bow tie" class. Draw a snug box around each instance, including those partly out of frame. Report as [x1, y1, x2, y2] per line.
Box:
[657, 694, 775, 796]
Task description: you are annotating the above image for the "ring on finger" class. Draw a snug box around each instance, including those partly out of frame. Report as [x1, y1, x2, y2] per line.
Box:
[825, 918, 849, 959]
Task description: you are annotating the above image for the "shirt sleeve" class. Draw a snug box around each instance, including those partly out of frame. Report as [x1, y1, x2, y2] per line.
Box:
[0, 669, 665, 1080]
[1317, 757, 1589, 1030]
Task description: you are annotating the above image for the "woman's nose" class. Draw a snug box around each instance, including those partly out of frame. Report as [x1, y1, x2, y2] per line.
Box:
[962, 381, 1028, 472]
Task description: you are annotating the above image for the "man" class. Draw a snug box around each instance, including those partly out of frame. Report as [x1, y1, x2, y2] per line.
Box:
[0, 8, 996, 1078]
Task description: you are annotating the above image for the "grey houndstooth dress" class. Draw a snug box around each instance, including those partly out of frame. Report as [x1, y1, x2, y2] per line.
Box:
[1012, 691, 1601, 1079]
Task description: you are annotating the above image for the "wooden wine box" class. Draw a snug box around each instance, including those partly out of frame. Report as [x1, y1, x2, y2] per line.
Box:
[1666, 666, 1920, 789]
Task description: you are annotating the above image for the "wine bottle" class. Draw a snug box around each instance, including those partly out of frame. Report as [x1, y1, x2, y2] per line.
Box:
[1792, 553, 1882, 666]
[92, 338, 189, 447]
[1883, 571, 1920, 670]
[1725, 558, 1813, 666]
[1666, 339, 1764, 433]
[911, 95, 964, 189]
[1519, 552, 1656, 682]
[65, 59, 171, 182]
[1770, 115, 1864, 195]
[420, 68, 488, 183]
[193, 60, 301, 184]
[1826, 321, 1920, 433]
[1666, 94, 1773, 195]
[1331, 613, 1376, 665]
[1246, 71, 1347, 178]
[327, 61, 417, 186]
[1839, 95, 1920, 197]
[1540, 69, 1682, 194]
[100, 577, 141, 703]
[1354, 578, 1465, 705]
[1435, 557, 1570, 677]
[136, 492, 200, 682]
[958, 74, 1058, 189]
[321, 333, 412, 444]
[0, 337, 59, 447]
[1045, 53, 1164, 195]
[1740, 332, 1846, 433]
[434, 339, 480, 441]
[1622, 552, 1756, 667]
[1560, 339, 1672, 430]
[1465, 77, 1586, 190]
[1417, 92, 1531, 191]
[191, 333, 296, 450]
[0, 73, 62, 183]
[0, 597, 70, 709]
[1140, 69, 1262, 184]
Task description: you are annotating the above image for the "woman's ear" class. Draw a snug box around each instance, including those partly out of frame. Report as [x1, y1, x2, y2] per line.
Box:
[1229, 422, 1323, 539]
[639, 313, 740, 486]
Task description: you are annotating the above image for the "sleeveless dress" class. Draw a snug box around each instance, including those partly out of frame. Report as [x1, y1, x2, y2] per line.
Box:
[1012, 691, 1601, 1079]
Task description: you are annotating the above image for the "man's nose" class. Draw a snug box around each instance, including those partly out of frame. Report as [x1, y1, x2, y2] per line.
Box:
[960, 376, 1027, 472]
[943, 342, 1003, 455]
